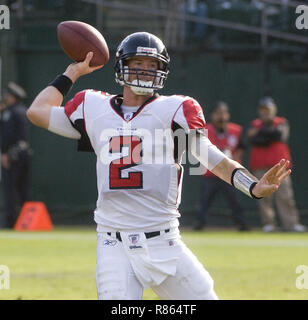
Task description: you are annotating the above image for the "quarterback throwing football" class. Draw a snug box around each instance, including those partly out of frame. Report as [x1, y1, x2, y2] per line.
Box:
[27, 32, 291, 300]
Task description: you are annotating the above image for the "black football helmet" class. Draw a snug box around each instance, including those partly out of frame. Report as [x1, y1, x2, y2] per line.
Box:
[114, 32, 170, 95]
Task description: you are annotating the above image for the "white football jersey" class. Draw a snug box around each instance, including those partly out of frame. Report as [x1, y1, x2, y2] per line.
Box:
[64, 90, 207, 231]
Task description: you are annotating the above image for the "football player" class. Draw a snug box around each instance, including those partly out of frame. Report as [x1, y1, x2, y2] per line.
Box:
[27, 32, 291, 300]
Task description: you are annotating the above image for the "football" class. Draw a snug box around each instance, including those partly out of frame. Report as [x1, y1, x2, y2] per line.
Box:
[57, 20, 109, 67]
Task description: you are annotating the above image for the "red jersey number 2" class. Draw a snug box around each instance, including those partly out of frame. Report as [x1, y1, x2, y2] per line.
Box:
[109, 136, 143, 189]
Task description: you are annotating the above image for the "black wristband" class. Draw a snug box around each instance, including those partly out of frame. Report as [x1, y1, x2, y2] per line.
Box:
[249, 182, 263, 200]
[230, 168, 239, 187]
[49, 74, 73, 97]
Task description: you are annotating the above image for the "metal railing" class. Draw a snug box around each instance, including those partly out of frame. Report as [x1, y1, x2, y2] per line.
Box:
[81, 0, 308, 46]
[5, 0, 308, 51]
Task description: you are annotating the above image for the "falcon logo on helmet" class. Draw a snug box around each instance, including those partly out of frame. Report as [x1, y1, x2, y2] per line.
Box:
[114, 32, 170, 95]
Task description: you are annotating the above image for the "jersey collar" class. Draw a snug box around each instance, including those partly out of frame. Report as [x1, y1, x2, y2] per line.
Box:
[110, 93, 159, 122]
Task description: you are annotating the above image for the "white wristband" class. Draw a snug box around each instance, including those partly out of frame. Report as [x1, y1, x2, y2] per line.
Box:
[231, 168, 262, 199]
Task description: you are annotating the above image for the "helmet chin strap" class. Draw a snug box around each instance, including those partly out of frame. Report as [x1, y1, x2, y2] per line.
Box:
[129, 80, 154, 95]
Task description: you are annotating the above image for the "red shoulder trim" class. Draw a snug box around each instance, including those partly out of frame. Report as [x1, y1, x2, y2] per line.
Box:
[182, 98, 206, 130]
[64, 90, 87, 118]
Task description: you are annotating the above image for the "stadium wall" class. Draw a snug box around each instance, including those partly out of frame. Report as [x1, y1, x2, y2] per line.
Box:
[1, 44, 307, 226]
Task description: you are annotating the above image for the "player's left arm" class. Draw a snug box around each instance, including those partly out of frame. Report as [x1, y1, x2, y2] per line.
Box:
[177, 97, 291, 199]
[191, 131, 291, 199]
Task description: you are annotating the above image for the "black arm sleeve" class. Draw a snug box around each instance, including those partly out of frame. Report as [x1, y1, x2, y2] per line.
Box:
[172, 121, 189, 162]
[71, 119, 94, 152]
[172, 121, 207, 163]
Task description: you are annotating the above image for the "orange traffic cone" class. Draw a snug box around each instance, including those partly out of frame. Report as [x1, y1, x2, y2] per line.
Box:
[14, 202, 53, 231]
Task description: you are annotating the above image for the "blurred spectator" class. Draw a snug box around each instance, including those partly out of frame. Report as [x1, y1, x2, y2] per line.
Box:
[194, 101, 250, 231]
[247, 97, 306, 233]
[0, 82, 31, 229]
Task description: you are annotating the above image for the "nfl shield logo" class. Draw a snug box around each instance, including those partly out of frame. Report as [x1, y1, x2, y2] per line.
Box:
[129, 234, 139, 244]
[124, 112, 134, 121]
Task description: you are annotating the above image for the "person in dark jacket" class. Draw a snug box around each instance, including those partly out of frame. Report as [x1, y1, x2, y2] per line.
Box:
[0, 82, 31, 228]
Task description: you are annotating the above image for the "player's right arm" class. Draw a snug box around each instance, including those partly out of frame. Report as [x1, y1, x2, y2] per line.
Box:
[27, 52, 102, 130]
[27, 86, 63, 129]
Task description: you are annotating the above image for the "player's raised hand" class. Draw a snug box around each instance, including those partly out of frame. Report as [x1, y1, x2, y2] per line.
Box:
[252, 159, 291, 198]
[63, 52, 104, 83]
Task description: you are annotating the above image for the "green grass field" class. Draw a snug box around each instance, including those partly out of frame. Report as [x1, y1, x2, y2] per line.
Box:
[0, 227, 308, 300]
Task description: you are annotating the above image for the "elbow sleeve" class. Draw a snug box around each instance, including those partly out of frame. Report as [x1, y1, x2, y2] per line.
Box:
[190, 132, 227, 171]
[48, 107, 81, 139]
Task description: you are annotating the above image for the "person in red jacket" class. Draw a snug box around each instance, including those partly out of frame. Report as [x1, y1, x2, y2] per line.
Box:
[248, 97, 306, 232]
[194, 102, 250, 231]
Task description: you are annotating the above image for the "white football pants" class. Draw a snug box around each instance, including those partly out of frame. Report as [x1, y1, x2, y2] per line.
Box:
[96, 228, 218, 300]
